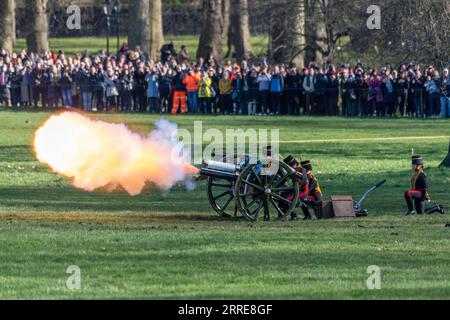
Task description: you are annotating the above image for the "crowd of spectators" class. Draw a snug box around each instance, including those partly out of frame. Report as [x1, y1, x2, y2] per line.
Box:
[0, 43, 449, 119]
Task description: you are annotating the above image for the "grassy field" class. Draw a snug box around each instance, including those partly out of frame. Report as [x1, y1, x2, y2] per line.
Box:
[14, 35, 401, 68]
[0, 108, 450, 299]
[14, 35, 271, 59]
[13, 35, 412, 68]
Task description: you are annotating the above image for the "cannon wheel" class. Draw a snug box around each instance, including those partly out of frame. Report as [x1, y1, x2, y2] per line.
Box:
[234, 161, 300, 221]
[206, 154, 245, 218]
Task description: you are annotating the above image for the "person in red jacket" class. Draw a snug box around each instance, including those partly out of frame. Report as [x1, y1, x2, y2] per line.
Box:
[300, 160, 323, 220]
[282, 155, 309, 221]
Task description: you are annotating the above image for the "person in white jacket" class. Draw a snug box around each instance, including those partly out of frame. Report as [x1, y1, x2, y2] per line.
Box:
[105, 69, 119, 112]
[256, 67, 271, 115]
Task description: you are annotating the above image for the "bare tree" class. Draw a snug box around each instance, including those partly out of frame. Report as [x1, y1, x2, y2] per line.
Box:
[266, 0, 352, 66]
[128, 0, 150, 54]
[348, 0, 450, 67]
[222, 0, 231, 40]
[197, 0, 224, 60]
[12, 0, 16, 47]
[0, 0, 15, 53]
[304, 0, 327, 65]
[289, 0, 306, 67]
[228, 0, 252, 62]
[25, 0, 49, 53]
[269, 0, 306, 67]
[149, 0, 164, 61]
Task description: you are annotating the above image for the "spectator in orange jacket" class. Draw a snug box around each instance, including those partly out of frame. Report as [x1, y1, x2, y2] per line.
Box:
[171, 66, 187, 115]
[183, 70, 200, 113]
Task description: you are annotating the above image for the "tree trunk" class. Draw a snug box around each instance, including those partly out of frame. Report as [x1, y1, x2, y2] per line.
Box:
[228, 0, 252, 62]
[0, 0, 15, 53]
[12, 0, 16, 46]
[225, 19, 235, 59]
[222, 0, 230, 41]
[128, 0, 150, 55]
[269, 4, 286, 64]
[304, 0, 326, 66]
[270, 0, 305, 68]
[148, 0, 164, 61]
[290, 0, 306, 68]
[25, 0, 49, 53]
[197, 0, 223, 61]
[439, 141, 450, 168]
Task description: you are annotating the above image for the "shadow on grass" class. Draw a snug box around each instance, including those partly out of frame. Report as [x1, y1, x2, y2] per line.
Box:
[0, 145, 35, 162]
[0, 212, 229, 225]
[0, 172, 390, 213]
[0, 168, 447, 219]
[0, 107, 60, 113]
[0, 185, 209, 213]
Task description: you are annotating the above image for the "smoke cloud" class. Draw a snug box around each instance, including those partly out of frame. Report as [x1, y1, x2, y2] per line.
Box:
[34, 112, 198, 196]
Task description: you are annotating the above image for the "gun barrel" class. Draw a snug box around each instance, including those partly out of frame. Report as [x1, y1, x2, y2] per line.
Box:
[203, 160, 238, 172]
[199, 168, 238, 180]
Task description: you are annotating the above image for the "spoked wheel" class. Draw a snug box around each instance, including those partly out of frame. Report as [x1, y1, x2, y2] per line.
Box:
[206, 177, 237, 218]
[235, 161, 300, 221]
[205, 154, 245, 218]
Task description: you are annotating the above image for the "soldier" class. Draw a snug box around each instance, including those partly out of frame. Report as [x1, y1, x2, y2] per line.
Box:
[300, 160, 324, 220]
[404, 155, 444, 215]
[282, 156, 309, 221]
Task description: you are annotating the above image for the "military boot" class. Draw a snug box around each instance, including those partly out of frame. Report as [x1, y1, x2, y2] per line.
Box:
[314, 206, 323, 219]
[426, 205, 445, 215]
[290, 212, 299, 221]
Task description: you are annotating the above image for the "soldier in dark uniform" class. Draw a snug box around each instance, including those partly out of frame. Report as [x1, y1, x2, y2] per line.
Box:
[300, 160, 324, 220]
[404, 155, 444, 215]
[282, 156, 309, 221]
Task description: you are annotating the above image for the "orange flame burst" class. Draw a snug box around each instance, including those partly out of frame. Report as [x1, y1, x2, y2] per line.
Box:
[34, 112, 199, 196]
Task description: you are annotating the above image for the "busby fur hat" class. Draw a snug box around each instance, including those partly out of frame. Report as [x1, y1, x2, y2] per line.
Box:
[284, 155, 299, 167]
[301, 160, 313, 171]
[412, 155, 423, 166]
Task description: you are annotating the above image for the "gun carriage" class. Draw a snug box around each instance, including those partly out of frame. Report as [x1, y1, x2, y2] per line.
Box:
[199, 153, 387, 220]
[200, 154, 300, 221]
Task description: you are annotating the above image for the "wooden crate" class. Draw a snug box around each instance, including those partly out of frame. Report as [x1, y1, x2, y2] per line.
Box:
[331, 195, 356, 218]
[321, 201, 334, 219]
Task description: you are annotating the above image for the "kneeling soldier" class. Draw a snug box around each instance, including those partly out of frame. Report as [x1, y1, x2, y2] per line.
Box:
[282, 155, 309, 221]
[404, 155, 444, 215]
[300, 160, 324, 220]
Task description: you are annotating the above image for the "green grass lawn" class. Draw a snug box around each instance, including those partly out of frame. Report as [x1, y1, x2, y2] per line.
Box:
[14, 35, 270, 59]
[0, 108, 450, 299]
[12, 35, 384, 66]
